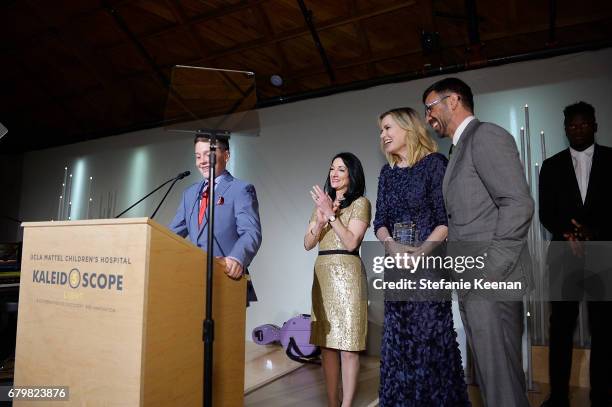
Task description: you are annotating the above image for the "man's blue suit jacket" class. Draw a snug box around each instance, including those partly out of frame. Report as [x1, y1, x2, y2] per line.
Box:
[169, 171, 262, 302]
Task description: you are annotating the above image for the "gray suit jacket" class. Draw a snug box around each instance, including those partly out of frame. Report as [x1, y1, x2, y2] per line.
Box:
[443, 119, 534, 297]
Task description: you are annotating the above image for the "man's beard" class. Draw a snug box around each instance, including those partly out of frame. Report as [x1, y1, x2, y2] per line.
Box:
[429, 117, 448, 138]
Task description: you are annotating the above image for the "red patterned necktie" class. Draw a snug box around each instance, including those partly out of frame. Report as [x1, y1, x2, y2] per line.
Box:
[198, 190, 209, 226]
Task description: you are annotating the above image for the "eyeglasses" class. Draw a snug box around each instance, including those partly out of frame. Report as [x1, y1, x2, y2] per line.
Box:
[424, 95, 450, 115]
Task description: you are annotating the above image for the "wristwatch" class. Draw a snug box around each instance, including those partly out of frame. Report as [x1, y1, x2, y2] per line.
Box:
[328, 215, 336, 223]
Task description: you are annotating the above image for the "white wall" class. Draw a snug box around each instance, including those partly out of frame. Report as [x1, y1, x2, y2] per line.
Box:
[19, 48, 612, 346]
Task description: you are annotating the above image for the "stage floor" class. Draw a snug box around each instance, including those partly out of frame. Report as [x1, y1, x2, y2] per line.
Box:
[244, 341, 303, 394]
[244, 343, 591, 407]
[245, 349, 380, 406]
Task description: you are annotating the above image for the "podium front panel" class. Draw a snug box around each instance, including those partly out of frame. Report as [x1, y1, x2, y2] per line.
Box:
[14, 221, 149, 406]
[14, 218, 246, 407]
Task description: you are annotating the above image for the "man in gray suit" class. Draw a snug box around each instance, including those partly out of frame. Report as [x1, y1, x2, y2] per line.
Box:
[423, 77, 534, 407]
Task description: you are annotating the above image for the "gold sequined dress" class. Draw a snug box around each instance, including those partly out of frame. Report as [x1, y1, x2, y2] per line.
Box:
[309, 196, 371, 351]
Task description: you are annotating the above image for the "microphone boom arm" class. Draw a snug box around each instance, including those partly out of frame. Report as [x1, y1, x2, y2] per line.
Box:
[150, 177, 180, 219]
[114, 171, 190, 218]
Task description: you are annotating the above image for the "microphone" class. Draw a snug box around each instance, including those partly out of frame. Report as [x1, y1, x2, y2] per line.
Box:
[115, 171, 191, 218]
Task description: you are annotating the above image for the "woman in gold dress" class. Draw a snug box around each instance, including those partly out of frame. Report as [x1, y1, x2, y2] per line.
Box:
[304, 152, 371, 407]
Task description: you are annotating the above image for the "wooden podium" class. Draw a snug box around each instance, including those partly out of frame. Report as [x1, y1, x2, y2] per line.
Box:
[14, 218, 246, 406]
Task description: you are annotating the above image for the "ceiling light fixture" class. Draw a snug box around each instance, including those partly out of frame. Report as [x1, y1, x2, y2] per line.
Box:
[270, 74, 283, 87]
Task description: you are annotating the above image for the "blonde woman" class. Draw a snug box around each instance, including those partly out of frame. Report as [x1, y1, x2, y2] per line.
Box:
[374, 108, 469, 406]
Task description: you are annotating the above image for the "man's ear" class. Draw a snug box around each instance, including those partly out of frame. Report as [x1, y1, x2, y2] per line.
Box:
[449, 93, 461, 110]
[593, 122, 598, 133]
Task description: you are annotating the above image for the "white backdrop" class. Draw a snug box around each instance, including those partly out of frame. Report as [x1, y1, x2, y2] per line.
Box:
[19, 48, 612, 351]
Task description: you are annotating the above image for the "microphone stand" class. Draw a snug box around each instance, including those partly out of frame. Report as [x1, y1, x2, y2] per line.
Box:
[115, 172, 189, 218]
[201, 128, 230, 407]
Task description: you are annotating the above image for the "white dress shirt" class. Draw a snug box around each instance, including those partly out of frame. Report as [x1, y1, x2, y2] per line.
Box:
[569, 144, 594, 203]
[453, 115, 476, 146]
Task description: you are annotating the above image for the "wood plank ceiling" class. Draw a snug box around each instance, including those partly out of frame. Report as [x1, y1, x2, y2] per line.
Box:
[1, 0, 611, 151]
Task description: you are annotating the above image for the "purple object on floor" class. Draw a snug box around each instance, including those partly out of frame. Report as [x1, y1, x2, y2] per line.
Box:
[280, 314, 319, 362]
[251, 324, 280, 345]
[252, 314, 320, 364]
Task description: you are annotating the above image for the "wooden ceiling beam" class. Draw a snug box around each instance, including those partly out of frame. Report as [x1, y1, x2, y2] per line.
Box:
[296, 0, 335, 83]
[98, 0, 416, 59]
[164, 0, 211, 58]
[128, 0, 415, 85]
[124, 14, 612, 83]
[350, 0, 375, 78]
[102, 1, 170, 89]
[97, 0, 266, 51]
[465, 0, 481, 45]
[199, 1, 415, 61]
[15, 3, 612, 109]
[288, 14, 612, 82]
[289, 46, 423, 80]
[420, 0, 443, 67]
[248, 0, 291, 86]
[100, 1, 200, 127]
[20, 14, 612, 113]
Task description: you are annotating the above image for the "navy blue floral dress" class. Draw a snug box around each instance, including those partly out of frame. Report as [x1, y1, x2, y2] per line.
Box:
[374, 153, 470, 407]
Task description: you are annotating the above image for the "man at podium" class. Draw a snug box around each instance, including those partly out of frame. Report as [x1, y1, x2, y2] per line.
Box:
[169, 134, 262, 304]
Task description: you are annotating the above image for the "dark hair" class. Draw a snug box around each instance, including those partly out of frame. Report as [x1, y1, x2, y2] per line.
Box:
[324, 152, 366, 209]
[563, 101, 596, 125]
[422, 77, 474, 113]
[194, 134, 230, 150]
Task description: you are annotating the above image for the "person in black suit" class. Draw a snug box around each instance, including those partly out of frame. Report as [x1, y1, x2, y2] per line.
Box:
[539, 101, 612, 407]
